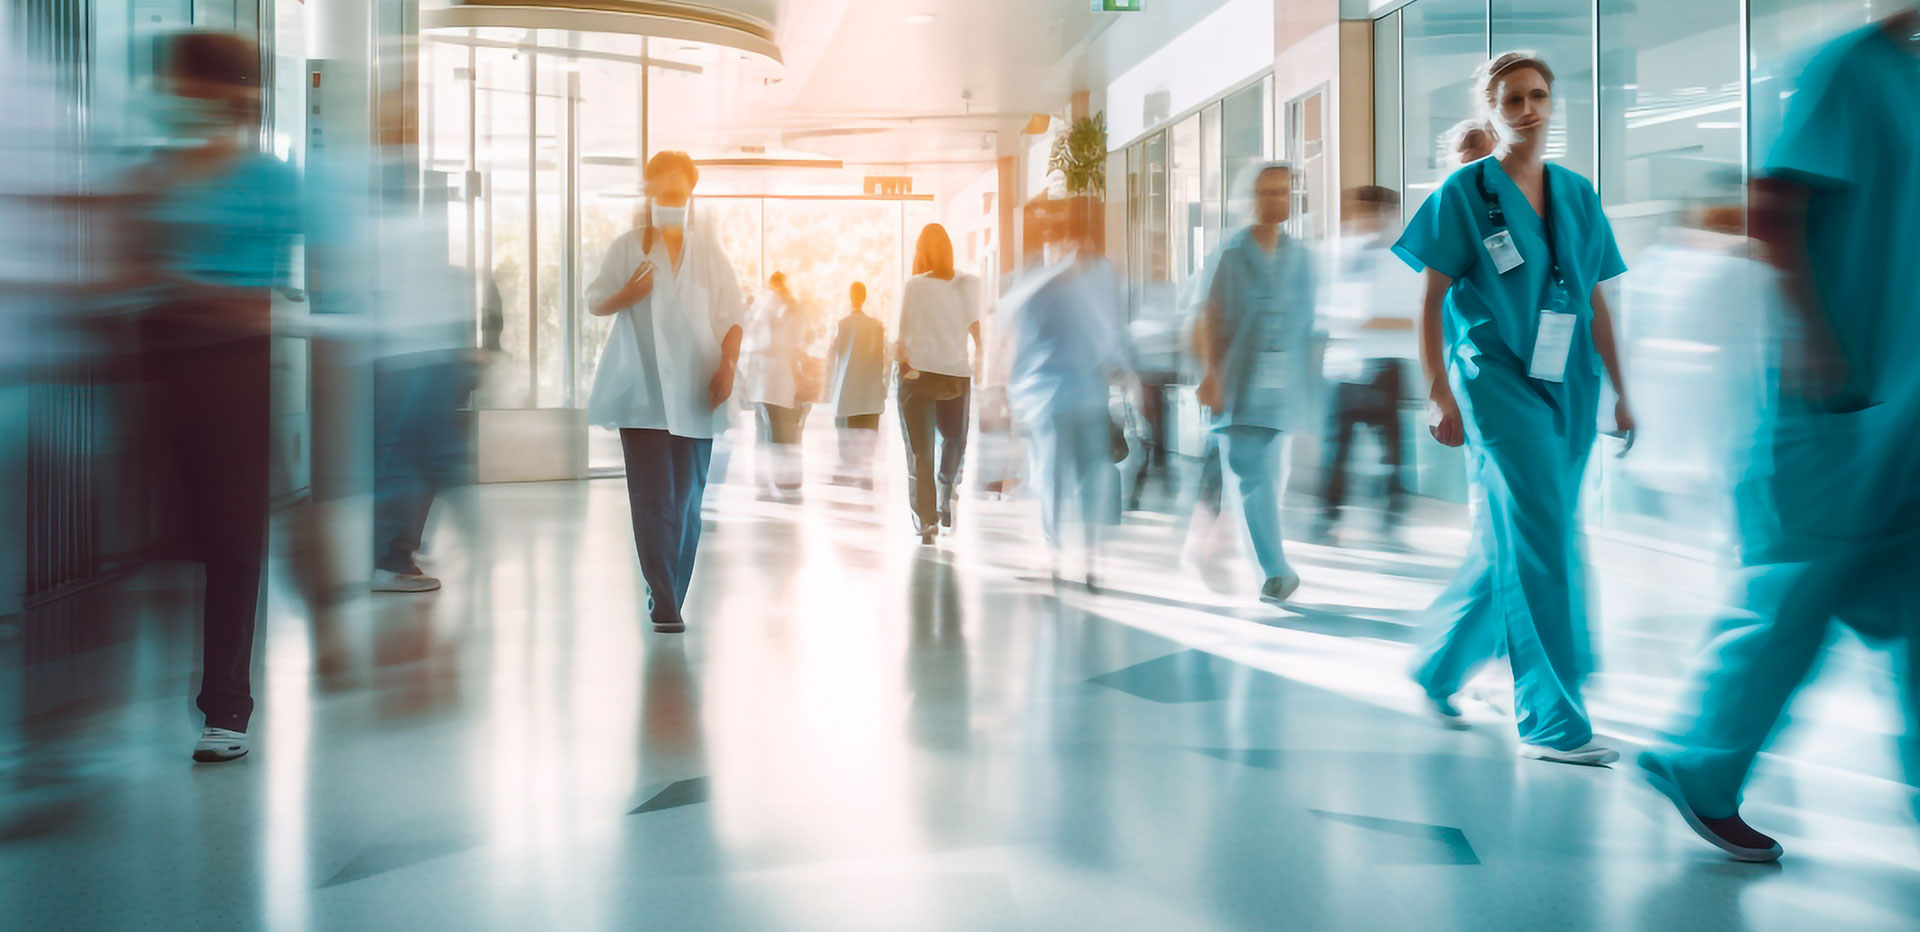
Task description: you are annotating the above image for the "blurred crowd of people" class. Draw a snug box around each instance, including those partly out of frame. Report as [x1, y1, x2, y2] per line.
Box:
[4, 7, 1916, 869]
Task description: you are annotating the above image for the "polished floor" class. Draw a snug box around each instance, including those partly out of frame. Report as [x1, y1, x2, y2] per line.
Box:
[4, 419, 1919, 931]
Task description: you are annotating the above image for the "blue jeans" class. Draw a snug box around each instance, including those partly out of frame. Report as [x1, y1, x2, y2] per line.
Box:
[620, 429, 712, 626]
[373, 352, 474, 574]
[1216, 425, 1291, 580]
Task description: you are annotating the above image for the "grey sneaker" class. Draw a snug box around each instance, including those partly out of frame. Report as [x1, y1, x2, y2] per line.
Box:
[1258, 572, 1301, 606]
[372, 569, 441, 593]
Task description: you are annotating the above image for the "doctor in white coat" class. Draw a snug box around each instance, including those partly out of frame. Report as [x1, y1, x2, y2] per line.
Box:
[586, 151, 746, 634]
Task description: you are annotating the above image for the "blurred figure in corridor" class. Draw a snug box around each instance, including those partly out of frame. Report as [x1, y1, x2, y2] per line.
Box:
[828, 280, 887, 489]
[1004, 196, 1131, 588]
[1445, 118, 1497, 166]
[895, 223, 982, 544]
[586, 151, 747, 635]
[1315, 185, 1419, 541]
[1640, 8, 1920, 863]
[368, 86, 477, 594]
[134, 31, 302, 762]
[1193, 162, 1316, 607]
[746, 271, 810, 503]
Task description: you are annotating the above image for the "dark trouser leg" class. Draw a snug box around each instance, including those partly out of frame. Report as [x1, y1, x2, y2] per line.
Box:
[934, 380, 972, 521]
[372, 361, 428, 574]
[152, 333, 269, 733]
[1320, 382, 1361, 520]
[672, 437, 713, 612]
[898, 381, 938, 533]
[1372, 360, 1407, 516]
[621, 428, 691, 625]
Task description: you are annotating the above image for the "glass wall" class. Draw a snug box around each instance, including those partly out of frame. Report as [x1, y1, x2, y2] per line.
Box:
[1400, 0, 1488, 215]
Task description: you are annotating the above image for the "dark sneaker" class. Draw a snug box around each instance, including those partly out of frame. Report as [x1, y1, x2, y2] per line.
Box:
[1639, 751, 1783, 862]
[652, 620, 687, 634]
[1258, 572, 1301, 606]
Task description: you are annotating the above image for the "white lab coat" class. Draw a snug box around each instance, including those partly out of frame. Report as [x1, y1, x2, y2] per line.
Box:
[585, 218, 747, 439]
[743, 292, 806, 409]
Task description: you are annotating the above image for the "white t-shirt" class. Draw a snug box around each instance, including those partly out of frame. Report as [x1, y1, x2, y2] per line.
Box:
[898, 272, 981, 378]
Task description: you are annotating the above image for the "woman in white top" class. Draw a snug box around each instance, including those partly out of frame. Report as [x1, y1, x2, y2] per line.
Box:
[585, 151, 746, 634]
[829, 280, 888, 487]
[895, 223, 982, 542]
[744, 271, 809, 501]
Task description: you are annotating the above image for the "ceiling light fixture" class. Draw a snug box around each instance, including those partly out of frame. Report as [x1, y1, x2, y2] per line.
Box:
[905, 13, 937, 24]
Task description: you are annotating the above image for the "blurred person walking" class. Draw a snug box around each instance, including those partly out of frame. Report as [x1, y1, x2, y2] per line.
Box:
[828, 280, 887, 489]
[745, 271, 809, 502]
[895, 223, 983, 544]
[368, 92, 477, 593]
[1640, 9, 1920, 862]
[134, 32, 302, 762]
[1004, 198, 1132, 588]
[1396, 52, 1635, 766]
[1315, 186, 1420, 540]
[1445, 119, 1497, 166]
[1193, 162, 1317, 606]
[586, 152, 747, 634]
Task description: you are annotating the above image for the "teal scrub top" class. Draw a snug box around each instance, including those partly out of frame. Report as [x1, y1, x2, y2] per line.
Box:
[149, 152, 302, 290]
[1199, 227, 1317, 431]
[1734, 25, 1920, 559]
[1392, 160, 1625, 382]
[1765, 24, 1920, 409]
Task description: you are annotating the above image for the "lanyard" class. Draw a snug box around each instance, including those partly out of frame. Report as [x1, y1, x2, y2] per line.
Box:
[1476, 161, 1561, 283]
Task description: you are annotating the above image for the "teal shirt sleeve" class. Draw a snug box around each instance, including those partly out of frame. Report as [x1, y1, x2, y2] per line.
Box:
[1392, 179, 1479, 279]
[1765, 41, 1855, 188]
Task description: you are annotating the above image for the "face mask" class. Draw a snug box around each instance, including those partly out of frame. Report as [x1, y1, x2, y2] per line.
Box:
[157, 95, 237, 142]
[651, 204, 688, 229]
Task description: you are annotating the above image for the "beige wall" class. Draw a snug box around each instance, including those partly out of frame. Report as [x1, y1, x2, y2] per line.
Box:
[1272, 1, 1376, 228]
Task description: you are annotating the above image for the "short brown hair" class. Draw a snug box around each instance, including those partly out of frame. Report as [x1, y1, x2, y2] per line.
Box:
[644, 150, 700, 187]
[157, 31, 260, 87]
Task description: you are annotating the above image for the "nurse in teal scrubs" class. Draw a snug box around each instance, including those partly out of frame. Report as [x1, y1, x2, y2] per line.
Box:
[1640, 12, 1920, 863]
[1393, 52, 1635, 766]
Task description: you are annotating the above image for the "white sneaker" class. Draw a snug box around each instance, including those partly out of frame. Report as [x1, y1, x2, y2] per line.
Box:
[1518, 742, 1620, 766]
[193, 727, 249, 763]
[372, 569, 441, 593]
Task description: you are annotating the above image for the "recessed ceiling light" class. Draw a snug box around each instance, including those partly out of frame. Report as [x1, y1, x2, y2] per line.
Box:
[905, 13, 937, 24]
[681, 45, 701, 52]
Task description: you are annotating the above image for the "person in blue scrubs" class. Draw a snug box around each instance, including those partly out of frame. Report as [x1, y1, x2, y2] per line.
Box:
[1394, 52, 1635, 766]
[1194, 162, 1317, 606]
[1640, 12, 1920, 862]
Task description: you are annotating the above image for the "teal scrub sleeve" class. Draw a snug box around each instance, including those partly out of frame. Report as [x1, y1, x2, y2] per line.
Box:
[1391, 180, 1477, 280]
[1765, 45, 1854, 188]
[1593, 197, 1628, 283]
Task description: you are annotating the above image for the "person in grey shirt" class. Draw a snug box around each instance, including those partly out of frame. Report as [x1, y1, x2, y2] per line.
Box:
[829, 281, 887, 488]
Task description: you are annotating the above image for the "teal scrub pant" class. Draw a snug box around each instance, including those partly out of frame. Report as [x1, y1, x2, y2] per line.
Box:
[1647, 546, 1919, 819]
[1216, 425, 1291, 580]
[1412, 354, 1597, 751]
[1027, 408, 1115, 555]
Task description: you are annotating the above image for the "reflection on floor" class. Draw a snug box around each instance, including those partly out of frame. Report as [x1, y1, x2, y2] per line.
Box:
[3, 426, 1918, 931]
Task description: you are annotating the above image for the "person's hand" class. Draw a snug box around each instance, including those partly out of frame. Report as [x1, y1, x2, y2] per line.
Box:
[1428, 390, 1464, 447]
[1608, 398, 1637, 456]
[1196, 371, 1223, 410]
[617, 261, 656, 306]
[708, 362, 735, 409]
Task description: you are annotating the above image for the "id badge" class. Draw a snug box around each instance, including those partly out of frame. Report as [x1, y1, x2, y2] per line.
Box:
[1484, 231, 1523, 274]
[1253, 351, 1290, 390]
[1528, 310, 1577, 383]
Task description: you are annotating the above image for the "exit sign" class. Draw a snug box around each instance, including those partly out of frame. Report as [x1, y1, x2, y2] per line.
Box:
[1092, 0, 1143, 10]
